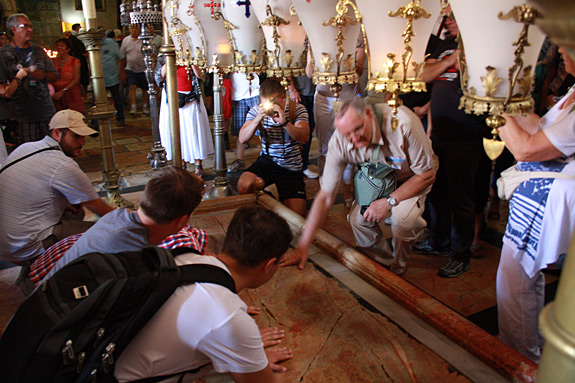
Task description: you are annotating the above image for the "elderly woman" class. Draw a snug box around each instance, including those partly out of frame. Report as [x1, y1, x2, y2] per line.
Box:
[496, 46, 575, 363]
[51, 37, 85, 113]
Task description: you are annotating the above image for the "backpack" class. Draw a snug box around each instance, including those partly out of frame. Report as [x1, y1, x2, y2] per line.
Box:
[0, 246, 236, 383]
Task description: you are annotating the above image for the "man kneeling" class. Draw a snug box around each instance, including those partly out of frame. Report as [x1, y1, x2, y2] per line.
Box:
[236, 79, 310, 216]
[115, 206, 294, 382]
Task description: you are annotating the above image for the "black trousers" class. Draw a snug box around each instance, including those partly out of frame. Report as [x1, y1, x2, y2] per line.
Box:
[428, 138, 487, 261]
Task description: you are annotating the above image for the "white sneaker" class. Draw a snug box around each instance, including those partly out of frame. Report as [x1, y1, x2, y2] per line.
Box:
[303, 168, 318, 179]
[129, 105, 137, 115]
[142, 105, 150, 115]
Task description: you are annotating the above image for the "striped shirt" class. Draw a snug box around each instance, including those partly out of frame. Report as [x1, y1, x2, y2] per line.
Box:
[246, 102, 308, 171]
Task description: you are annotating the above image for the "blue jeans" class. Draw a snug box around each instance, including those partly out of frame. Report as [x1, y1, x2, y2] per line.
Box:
[107, 84, 125, 123]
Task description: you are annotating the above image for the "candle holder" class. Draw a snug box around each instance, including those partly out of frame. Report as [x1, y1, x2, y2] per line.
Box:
[120, 0, 167, 170]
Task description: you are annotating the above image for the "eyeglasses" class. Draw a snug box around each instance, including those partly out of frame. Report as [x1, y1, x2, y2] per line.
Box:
[17, 24, 34, 29]
[343, 121, 366, 141]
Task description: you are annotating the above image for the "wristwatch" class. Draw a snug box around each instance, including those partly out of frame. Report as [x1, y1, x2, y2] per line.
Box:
[387, 197, 398, 207]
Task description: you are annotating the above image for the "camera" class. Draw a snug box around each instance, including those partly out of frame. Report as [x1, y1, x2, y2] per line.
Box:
[262, 100, 278, 117]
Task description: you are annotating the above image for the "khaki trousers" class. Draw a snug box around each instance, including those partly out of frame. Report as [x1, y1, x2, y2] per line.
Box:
[348, 194, 426, 275]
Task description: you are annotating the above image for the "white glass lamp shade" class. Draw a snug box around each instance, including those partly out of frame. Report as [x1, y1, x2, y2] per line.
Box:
[253, 0, 307, 78]
[221, 0, 266, 73]
[355, 0, 441, 93]
[164, 0, 193, 66]
[191, 0, 234, 71]
[291, 0, 361, 86]
[164, 0, 207, 67]
[450, 0, 546, 116]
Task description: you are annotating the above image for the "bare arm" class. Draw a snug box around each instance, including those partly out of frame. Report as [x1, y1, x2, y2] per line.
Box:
[421, 50, 459, 83]
[288, 81, 301, 103]
[229, 347, 292, 383]
[82, 198, 114, 217]
[0, 68, 28, 98]
[280, 188, 336, 269]
[283, 119, 309, 144]
[29, 68, 58, 83]
[53, 60, 81, 100]
[498, 113, 564, 162]
[191, 64, 204, 81]
[239, 106, 265, 144]
[305, 49, 314, 78]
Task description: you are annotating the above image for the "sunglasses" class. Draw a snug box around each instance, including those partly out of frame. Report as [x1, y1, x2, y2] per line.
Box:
[17, 24, 34, 29]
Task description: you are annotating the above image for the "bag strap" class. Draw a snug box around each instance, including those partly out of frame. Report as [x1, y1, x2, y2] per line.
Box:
[0, 146, 59, 174]
[367, 104, 385, 164]
[128, 263, 237, 383]
[526, 171, 575, 180]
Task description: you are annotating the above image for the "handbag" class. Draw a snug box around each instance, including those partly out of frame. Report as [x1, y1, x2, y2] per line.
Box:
[177, 75, 202, 108]
[354, 144, 397, 214]
[496, 165, 575, 200]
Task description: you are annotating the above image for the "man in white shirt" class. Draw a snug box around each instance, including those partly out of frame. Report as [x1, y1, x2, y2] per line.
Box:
[0, 109, 113, 265]
[115, 206, 294, 383]
[121, 25, 150, 116]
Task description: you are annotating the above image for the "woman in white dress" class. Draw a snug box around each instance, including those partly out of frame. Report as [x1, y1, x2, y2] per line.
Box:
[159, 63, 214, 176]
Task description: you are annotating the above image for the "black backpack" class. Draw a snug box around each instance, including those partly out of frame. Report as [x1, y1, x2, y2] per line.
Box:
[0, 246, 236, 383]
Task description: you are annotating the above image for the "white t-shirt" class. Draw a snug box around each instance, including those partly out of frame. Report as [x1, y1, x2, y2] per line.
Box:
[230, 73, 260, 101]
[541, 87, 575, 158]
[121, 36, 146, 73]
[115, 254, 268, 382]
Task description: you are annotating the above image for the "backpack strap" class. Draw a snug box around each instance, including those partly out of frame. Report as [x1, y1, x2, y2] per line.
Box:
[128, 264, 237, 383]
[170, 246, 201, 257]
[0, 146, 59, 174]
[179, 263, 237, 294]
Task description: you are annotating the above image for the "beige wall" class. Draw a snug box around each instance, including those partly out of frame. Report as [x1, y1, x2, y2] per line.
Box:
[58, 0, 119, 33]
[2, 0, 119, 48]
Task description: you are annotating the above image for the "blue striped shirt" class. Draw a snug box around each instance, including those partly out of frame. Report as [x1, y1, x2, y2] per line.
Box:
[246, 102, 308, 171]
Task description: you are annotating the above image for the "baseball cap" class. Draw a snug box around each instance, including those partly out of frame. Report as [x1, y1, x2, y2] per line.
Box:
[49, 109, 99, 137]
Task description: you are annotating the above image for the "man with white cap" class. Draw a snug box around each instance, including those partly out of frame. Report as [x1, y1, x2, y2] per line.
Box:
[0, 109, 114, 265]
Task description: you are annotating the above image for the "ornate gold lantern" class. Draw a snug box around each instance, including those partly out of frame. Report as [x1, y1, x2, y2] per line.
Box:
[291, 0, 362, 104]
[252, 0, 307, 89]
[449, 0, 546, 159]
[221, 0, 267, 83]
[355, 0, 441, 130]
[164, 0, 206, 68]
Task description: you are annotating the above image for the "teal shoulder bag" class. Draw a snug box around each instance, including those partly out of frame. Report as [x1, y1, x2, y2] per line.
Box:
[353, 105, 397, 214]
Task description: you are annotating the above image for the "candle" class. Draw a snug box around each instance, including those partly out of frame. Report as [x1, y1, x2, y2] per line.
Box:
[81, 0, 97, 20]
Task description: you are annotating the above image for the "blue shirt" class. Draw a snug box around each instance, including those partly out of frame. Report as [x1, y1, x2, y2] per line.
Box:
[101, 37, 125, 87]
